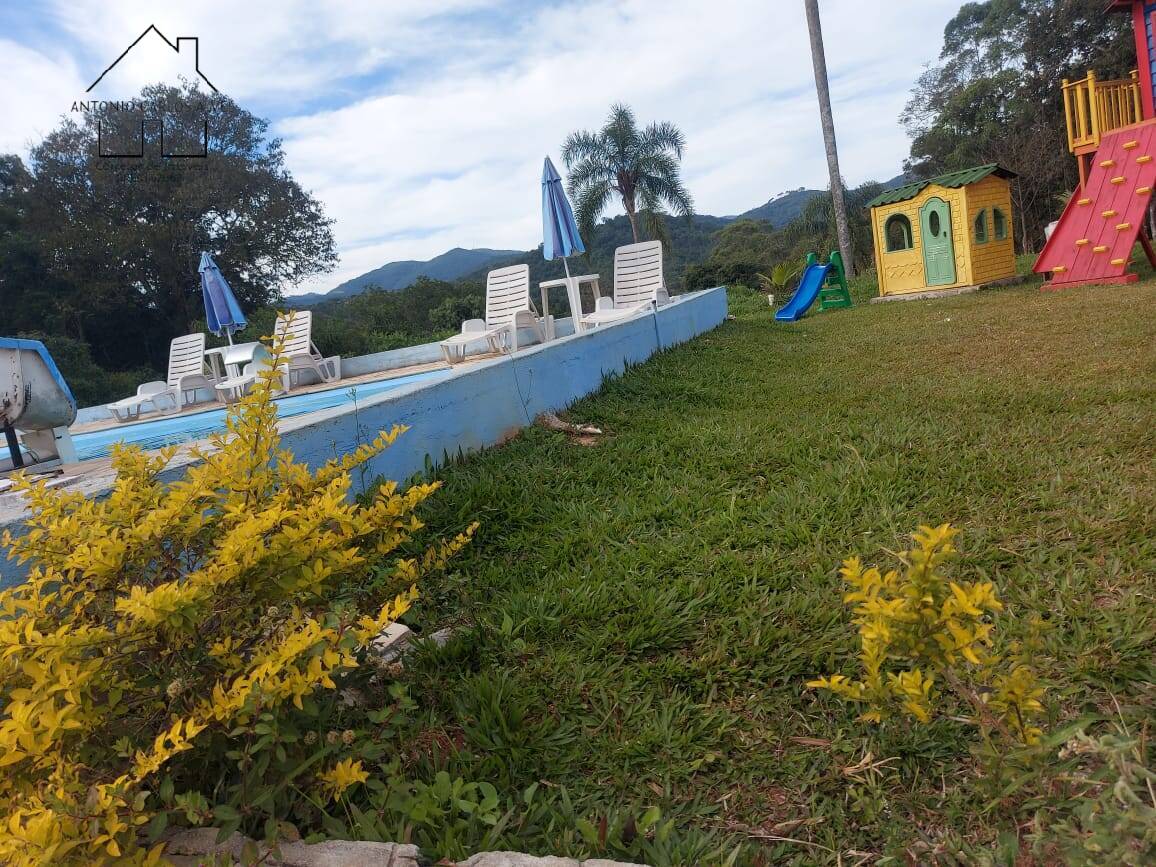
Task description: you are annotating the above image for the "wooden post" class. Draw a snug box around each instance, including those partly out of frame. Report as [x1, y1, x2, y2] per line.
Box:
[1062, 79, 1075, 152]
[1075, 76, 1089, 148]
[1088, 70, 1100, 148]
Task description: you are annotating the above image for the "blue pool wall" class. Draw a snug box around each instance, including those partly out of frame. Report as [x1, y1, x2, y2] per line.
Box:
[277, 288, 726, 481]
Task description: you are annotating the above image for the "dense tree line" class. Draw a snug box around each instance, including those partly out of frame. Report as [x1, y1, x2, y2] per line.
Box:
[903, 0, 1134, 252]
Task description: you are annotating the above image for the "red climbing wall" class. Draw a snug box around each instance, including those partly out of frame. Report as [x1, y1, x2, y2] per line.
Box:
[1034, 121, 1156, 288]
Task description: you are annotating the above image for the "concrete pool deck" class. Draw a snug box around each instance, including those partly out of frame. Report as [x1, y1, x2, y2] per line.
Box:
[1, 287, 728, 586]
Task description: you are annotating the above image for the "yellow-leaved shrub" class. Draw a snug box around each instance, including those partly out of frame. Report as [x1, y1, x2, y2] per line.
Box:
[808, 524, 1044, 744]
[0, 330, 476, 865]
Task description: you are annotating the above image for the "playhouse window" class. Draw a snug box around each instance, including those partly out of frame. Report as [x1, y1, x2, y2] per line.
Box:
[993, 207, 1008, 240]
[974, 210, 988, 244]
[884, 214, 913, 251]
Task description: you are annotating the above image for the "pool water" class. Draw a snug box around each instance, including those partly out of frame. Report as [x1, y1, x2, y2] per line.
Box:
[73, 370, 449, 462]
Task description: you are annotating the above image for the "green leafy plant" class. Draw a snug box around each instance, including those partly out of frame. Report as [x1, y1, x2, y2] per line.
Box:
[1032, 728, 1156, 865]
[808, 524, 1045, 745]
[755, 262, 800, 295]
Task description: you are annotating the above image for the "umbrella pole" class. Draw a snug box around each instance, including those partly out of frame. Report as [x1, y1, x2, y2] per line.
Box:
[561, 256, 582, 332]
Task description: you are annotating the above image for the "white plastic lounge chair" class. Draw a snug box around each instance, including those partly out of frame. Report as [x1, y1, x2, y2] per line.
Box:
[274, 311, 340, 388]
[580, 241, 670, 328]
[440, 264, 545, 364]
[106, 333, 217, 422]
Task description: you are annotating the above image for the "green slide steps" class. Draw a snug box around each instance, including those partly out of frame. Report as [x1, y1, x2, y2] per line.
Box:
[816, 251, 852, 311]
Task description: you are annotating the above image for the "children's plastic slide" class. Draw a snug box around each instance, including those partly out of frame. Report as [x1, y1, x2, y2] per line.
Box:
[774, 262, 831, 322]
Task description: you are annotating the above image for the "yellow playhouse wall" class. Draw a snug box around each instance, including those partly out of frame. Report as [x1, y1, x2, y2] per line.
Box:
[871, 185, 974, 296]
[961, 177, 1017, 285]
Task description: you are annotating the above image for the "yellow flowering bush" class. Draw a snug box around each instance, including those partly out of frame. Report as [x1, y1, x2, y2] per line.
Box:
[808, 524, 1044, 744]
[0, 332, 476, 865]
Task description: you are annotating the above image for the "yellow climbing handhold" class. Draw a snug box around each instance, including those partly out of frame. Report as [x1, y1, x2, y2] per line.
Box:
[1077, 197, 1092, 205]
[1093, 245, 1108, 252]
[1137, 155, 1153, 164]
[1124, 140, 1139, 149]
[1102, 210, 1118, 217]
[1111, 258, 1126, 266]
[1137, 186, 1152, 195]
[1100, 159, 1116, 167]
[1076, 238, 1089, 246]
[1116, 222, 1132, 230]
[1051, 265, 1068, 273]
[1111, 176, 1126, 184]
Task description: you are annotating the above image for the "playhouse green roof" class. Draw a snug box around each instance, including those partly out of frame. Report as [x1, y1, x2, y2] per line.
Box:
[866, 164, 1017, 208]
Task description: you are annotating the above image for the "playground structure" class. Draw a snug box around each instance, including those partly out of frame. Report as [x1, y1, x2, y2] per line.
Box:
[1034, 0, 1156, 288]
[867, 165, 1018, 297]
[775, 250, 851, 322]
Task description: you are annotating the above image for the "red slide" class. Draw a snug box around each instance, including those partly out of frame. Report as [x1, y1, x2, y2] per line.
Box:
[1034, 122, 1156, 288]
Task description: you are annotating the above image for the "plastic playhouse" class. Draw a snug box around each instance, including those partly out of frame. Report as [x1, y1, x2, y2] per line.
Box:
[1034, 0, 1156, 288]
[866, 165, 1018, 298]
[775, 251, 852, 322]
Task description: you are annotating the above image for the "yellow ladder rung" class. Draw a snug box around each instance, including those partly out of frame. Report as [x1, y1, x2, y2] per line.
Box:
[1100, 159, 1116, 167]
[1116, 222, 1132, 230]
[1124, 140, 1139, 149]
[1075, 238, 1090, 246]
[1138, 155, 1153, 164]
[1102, 210, 1118, 217]
[1077, 197, 1092, 205]
[1093, 245, 1108, 253]
[1111, 258, 1127, 266]
[1051, 265, 1068, 273]
[1137, 186, 1152, 195]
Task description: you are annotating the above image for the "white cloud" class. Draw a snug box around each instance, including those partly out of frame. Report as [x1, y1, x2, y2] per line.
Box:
[0, 41, 85, 154]
[0, 0, 961, 294]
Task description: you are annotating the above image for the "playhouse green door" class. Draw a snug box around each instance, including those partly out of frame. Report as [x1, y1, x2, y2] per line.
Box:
[919, 198, 956, 286]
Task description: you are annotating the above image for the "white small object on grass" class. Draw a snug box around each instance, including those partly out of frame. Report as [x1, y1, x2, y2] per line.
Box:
[767, 294, 775, 306]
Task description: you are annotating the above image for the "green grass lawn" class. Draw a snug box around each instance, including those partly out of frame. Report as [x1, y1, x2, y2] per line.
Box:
[394, 280, 1156, 864]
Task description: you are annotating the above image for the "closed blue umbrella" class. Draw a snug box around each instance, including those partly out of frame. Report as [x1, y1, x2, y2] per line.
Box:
[199, 252, 247, 344]
[541, 156, 585, 283]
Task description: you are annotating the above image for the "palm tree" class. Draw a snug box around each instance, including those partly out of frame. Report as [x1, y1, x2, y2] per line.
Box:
[804, 0, 855, 277]
[561, 104, 694, 246]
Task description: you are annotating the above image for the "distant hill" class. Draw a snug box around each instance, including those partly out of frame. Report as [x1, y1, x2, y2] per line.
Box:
[288, 247, 520, 306]
[738, 173, 914, 225]
[737, 188, 824, 226]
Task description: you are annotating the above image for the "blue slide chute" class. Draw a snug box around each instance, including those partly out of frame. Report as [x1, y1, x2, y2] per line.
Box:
[774, 263, 831, 322]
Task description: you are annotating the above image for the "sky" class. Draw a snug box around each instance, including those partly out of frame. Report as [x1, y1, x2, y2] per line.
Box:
[0, 0, 962, 295]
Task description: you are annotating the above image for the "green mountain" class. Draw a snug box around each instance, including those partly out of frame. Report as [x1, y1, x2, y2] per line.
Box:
[737, 188, 824, 226]
[289, 247, 521, 306]
[738, 174, 913, 227]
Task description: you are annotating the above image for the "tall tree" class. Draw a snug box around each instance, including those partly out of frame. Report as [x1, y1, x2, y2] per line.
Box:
[19, 82, 337, 371]
[804, 0, 855, 277]
[903, 0, 1133, 252]
[561, 103, 694, 246]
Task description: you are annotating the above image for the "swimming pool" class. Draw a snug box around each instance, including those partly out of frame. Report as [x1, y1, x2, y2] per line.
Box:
[72, 370, 450, 462]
